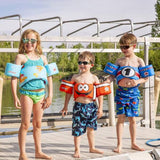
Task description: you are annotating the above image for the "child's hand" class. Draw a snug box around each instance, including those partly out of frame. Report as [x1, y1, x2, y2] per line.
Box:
[129, 79, 139, 87]
[60, 107, 68, 117]
[14, 97, 21, 109]
[41, 96, 52, 110]
[97, 109, 103, 119]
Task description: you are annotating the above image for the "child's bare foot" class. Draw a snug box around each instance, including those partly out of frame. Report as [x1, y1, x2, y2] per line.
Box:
[35, 152, 52, 159]
[131, 144, 145, 151]
[73, 150, 80, 158]
[90, 148, 104, 154]
[113, 145, 121, 153]
[19, 154, 28, 160]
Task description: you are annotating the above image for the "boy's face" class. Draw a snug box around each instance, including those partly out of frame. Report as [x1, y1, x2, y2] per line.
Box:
[78, 57, 93, 73]
[120, 44, 136, 57]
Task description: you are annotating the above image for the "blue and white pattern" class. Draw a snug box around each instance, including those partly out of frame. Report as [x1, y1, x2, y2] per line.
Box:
[72, 102, 98, 136]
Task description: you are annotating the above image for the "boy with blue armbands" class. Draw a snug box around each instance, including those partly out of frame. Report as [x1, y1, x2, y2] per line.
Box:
[5, 29, 58, 160]
[104, 33, 154, 153]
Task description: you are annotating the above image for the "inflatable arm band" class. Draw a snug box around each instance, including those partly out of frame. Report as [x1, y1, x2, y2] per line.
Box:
[59, 80, 74, 94]
[104, 62, 119, 76]
[45, 63, 59, 76]
[96, 83, 111, 96]
[5, 63, 22, 78]
[139, 65, 155, 78]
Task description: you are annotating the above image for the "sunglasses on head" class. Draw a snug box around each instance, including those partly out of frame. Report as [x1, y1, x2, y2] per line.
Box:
[22, 38, 37, 44]
[120, 45, 132, 50]
[78, 61, 90, 65]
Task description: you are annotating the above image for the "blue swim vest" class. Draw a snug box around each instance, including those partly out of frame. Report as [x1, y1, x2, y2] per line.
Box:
[5, 58, 59, 88]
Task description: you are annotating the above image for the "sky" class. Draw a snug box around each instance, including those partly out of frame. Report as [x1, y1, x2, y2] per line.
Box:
[0, 0, 157, 37]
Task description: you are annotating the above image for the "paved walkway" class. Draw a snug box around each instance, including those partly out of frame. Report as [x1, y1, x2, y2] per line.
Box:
[0, 125, 160, 160]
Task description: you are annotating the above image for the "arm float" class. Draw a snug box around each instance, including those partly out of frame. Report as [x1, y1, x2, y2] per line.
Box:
[95, 83, 111, 97]
[59, 80, 74, 94]
[5, 63, 22, 78]
[104, 62, 119, 76]
[5, 62, 59, 87]
[45, 63, 59, 76]
[139, 65, 155, 78]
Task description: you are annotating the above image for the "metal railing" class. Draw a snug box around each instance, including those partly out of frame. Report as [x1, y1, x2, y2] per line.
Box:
[0, 14, 22, 35]
[11, 16, 63, 36]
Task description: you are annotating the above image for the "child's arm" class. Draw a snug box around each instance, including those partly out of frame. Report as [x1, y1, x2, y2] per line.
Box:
[97, 95, 103, 119]
[11, 77, 21, 109]
[61, 93, 72, 117]
[42, 76, 53, 109]
[41, 55, 53, 109]
[11, 54, 23, 109]
[94, 75, 103, 119]
[130, 58, 149, 86]
[104, 75, 115, 84]
[61, 75, 75, 117]
[130, 77, 148, 86]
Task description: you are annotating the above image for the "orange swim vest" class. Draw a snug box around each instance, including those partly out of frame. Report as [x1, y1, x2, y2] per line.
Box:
[59, 81, 111, 100]
[74, 83, 96, 100]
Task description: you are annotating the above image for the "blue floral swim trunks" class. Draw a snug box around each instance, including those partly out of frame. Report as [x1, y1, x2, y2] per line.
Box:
[115, 86, 140, 117]
[72, 102, 98, 137]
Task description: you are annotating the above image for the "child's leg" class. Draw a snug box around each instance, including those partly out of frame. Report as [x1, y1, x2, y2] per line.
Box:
[113, 114, 125, 153]
[73, 136, 81, 158]
[19, 95, 33, 160]
[87, 127, 103, 154]
[32, 98, 52, 159]
[128, 117, 145, 151]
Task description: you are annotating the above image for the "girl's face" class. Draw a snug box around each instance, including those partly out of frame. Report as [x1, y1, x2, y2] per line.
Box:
[78, 57, 92, 73]
[23, 32, 37, 54]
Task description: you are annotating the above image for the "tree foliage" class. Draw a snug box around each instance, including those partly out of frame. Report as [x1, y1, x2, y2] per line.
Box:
[1, 40, 160, 74]
[0, 41, 18, 72]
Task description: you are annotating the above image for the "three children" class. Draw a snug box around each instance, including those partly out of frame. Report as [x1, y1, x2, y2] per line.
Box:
[5, 30, 154, 159]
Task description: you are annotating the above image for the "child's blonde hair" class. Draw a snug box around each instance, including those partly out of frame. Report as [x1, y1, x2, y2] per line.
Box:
[78, 51, 95, 64]
[19, 29, 42, 54]
[119, 33, 137, 45]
